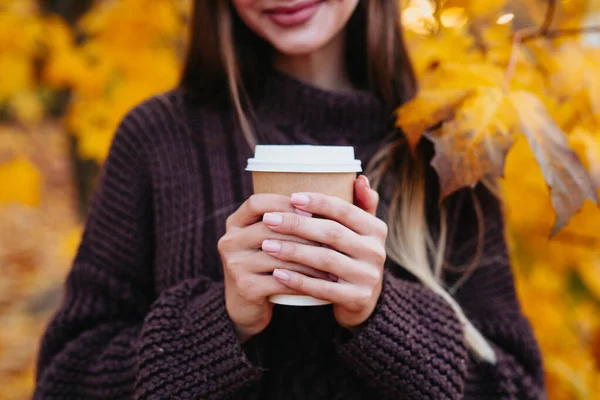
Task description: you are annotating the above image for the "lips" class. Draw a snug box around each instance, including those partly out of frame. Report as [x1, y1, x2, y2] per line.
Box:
[265, 0, 324, 27]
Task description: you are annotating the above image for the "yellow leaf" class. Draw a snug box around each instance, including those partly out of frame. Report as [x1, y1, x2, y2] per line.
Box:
[440, 7, 468, 29]
[526, 42, 600, 115]
[395, 89, 472, 150]
[591, 326, 600, 381]
[405, 27, 482, 74]
[465, 0, 508, 19]
[583, 49, 600, 118]
[41, 15, 74, 52]
[510, 91, 598, 235]
[78, 130, 114, 164]
[503, 137, 555, 235]
[10, 90, 44, 124]
[0, 56, 34, 100]
[60, 226, 82, 261]
[569, 127, 600, 189]
[577, 257, 600, 302]
[480, 23, 513, 64]
[0, 157, 41, 206]
[426, 87, 518, 199]
[420, 63, 505, 91]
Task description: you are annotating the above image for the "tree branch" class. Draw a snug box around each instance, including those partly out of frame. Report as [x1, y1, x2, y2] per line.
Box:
[504, 27, 538, 90]
[504, 0, 600, 88]
[539, 0, 557, 35]
[524, 26, 600, 41]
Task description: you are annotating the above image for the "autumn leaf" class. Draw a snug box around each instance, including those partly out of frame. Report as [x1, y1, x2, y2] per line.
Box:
[405, 27, 482, 73]
[398, 86, 598, 234]
[591, 325, 600, 375]
[584, 49, 600, 117]
[510, 92, 598, 235]
[419, 62, 505, 91]
[10, 90, 44, 124]
[569, 127, 600, 189]
[526, 42, 589, 99]
[576, 256, 600, 302]
[0, 157, 41, 206]
[424, 87, 518, 199]
[395, 61, 509, 152]
[396, 89, 472, 150]
[464, 0, 508, 19]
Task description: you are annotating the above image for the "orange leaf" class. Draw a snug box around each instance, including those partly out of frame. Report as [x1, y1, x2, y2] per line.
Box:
[510, 91, 599, 236]
[396, 89, 472, 151]
[425, 87, 518, 199]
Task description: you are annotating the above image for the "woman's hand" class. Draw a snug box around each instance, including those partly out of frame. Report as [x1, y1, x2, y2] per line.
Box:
[218, 194, 329, 343]
[261, 176, 387, 329]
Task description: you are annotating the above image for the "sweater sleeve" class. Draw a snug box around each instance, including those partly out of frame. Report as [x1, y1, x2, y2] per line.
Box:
[34, 107, 263, 399]
[335, 184, 545, 400]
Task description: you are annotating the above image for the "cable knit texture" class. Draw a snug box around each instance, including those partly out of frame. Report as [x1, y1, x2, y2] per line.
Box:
[35, 71, 545, 399]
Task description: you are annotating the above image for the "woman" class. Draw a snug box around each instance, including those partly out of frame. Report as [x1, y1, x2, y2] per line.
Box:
[35, 0, 545, 399]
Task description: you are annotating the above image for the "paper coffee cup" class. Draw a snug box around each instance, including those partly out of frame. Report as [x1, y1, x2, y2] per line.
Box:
[246, 145, 362, 306]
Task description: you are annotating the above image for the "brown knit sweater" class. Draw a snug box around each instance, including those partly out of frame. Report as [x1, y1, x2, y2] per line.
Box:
[35, 71, 545, 399]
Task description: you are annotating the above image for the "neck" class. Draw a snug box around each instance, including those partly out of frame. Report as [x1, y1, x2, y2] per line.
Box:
[274, 30, 352, 91]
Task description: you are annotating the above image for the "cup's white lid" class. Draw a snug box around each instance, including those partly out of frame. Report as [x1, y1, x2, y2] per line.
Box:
[246, 145, 362, 173]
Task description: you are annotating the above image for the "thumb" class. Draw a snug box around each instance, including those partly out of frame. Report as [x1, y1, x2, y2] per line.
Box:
[354, 175, 379, 216]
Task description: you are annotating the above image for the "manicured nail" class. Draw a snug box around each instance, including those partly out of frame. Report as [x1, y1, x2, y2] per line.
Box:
[273, 269, 290, 281]
[262, 240, 281, 253]
[263, 213, 283, 226]
[294, 209, 313, 217]
[291, 193, 310, 206]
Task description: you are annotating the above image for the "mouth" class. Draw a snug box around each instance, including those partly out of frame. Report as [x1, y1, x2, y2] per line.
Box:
[265, 0, 325, 28]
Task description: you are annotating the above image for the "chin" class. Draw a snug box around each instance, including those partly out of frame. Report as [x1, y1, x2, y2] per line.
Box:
[266, 30, 333, 56]
[271, 39, 326, 56]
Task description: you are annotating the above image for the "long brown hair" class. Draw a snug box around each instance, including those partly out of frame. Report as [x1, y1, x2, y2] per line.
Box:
[180, 0, 417, 112]
[179, 0, 495, 363]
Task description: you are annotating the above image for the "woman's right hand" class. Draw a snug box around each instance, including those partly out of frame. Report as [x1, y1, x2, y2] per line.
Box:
[218, 194, 326, 343]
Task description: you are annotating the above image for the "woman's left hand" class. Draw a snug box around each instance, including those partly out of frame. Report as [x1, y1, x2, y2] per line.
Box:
[261, 176, 388, 329]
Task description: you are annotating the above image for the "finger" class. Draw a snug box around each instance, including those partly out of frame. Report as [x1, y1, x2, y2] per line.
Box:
[262, 212, 370, 257]
[272, 268, 367, 308]
[262, 239, 369, 283]
[227, 194, 308, 229]
[354, 175, 379, 216]
[282, 263, 334, 281]
[230, 251, 332, 281]
[289, 191, 386, 240]
[225, 221, 318, 251]
[236, 274, 301, 302]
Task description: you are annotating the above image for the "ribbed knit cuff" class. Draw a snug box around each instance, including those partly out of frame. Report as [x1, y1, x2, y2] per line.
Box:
[187, 282, 265, 376]
[335, 270, 468, 399]
[136, 279, 263, 399]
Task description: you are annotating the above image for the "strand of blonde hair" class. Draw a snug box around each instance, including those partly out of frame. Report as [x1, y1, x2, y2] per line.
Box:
[368, 144, 496, 363]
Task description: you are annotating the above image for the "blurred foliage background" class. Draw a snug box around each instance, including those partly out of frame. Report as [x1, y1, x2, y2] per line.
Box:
[0, 0, 599, 398]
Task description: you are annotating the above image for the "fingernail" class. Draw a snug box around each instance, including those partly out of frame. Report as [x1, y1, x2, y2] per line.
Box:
[291, 193, 310, 206]
[363, 175, 371, 188]
[263, 213, 283, 226]
[328, 273, 339, 282]
[294, 209, 313, 217]
[262, 240, 281, 253]
[273, 269, 290, 281]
